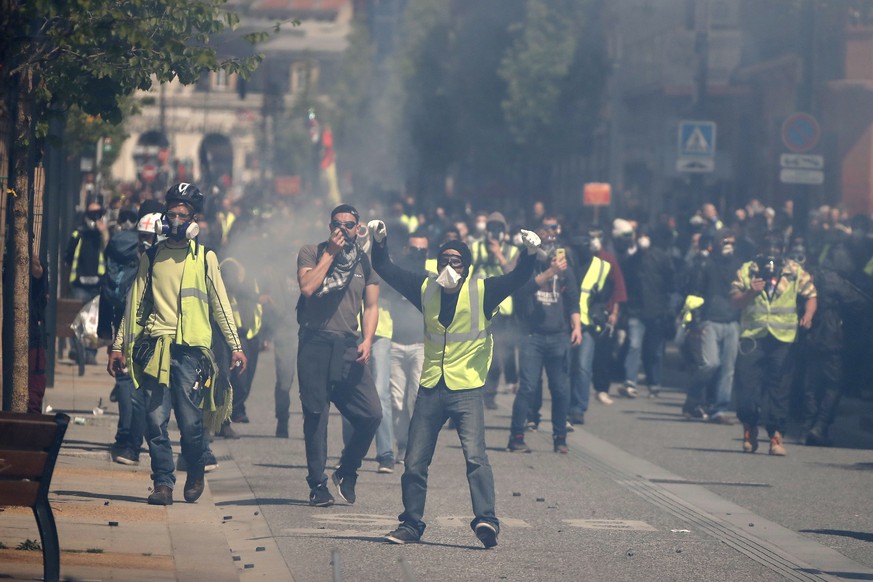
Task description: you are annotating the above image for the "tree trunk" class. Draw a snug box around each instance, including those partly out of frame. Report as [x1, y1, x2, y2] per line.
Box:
[10, 69, 33, 412]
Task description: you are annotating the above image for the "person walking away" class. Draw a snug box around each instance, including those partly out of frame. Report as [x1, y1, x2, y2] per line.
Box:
[731, 233, 816, 456]
[507, 227, 581, 453]
[296, 204, 382, 507]
[368, 219, 539, 548]
[107, 183, 247, 505]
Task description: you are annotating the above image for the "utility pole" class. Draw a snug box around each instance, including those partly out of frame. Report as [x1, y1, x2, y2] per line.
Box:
[691, 0, 711, 210]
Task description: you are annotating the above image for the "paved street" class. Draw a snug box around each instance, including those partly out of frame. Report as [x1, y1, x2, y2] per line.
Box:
[210, 348, 873, 582]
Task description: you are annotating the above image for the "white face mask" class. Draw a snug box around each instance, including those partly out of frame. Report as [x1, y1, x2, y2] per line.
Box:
[435, 265, 462, 290]
[638, 235, 651, 250]
[475, 221, 487, 234]
[589, 237, 602, 253]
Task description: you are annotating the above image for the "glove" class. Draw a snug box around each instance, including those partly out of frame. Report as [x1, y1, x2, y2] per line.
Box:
[367, 220, 387, 243]
[519, 229, 541, 255]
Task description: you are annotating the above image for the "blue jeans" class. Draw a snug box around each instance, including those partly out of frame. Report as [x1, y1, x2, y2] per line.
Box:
[569, 331, 596, 414]
[343, 336, 394, 463]
[699, 321, 739, 415]
[624, 317, 665, 388]
[511, 333, 570, 437]
[141, 345, 206, 488]
[113, 372, 146, 456]
[398, 384, 498, 538]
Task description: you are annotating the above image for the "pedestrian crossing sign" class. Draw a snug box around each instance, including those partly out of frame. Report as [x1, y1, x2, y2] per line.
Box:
[678, 121, 717, 158]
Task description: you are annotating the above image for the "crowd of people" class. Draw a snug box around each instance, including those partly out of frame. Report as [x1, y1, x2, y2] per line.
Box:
[44, 181, 873, 549]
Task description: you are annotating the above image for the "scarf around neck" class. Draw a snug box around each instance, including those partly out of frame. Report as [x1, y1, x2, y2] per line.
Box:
[316, 242, 362, 297]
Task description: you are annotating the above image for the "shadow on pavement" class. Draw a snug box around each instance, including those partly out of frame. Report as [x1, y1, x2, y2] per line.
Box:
[215, 497, 310, 507]
[55, 490, 147, 504]
[800, 529, 873, 543]
[668, 446, 749, 455]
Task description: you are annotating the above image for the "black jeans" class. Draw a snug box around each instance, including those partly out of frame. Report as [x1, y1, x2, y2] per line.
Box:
[297, 332, 381, 489]
[802, 348, 843, 434]
[231, 332, 261, 419]
[735, 334, 794, 436]
[273, 329, 297, 423]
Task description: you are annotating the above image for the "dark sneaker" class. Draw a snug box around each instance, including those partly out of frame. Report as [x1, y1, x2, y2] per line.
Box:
[475, 522, 498, 549]
[332, 470, 357, 504]
[309, 484, 335, 507]
[553, 437, 569, 454]
[183, 474, 205, 503]
[484, 399, 499, 410]
[569, 412, 585, 425]
[506, 434, 531, 453]
[217, 422, 240, 439]
[148, 484, 173, 506]
[648, 385, 661, 398]
[377, 459, 395, 474]
[110, 445, 139, 466]
[276, 420, 289, 438]
[805, 428, 833, 447]
[231, 414, 250, 424]
[385, 527, 420, 545]
[683, 406, 709, 421]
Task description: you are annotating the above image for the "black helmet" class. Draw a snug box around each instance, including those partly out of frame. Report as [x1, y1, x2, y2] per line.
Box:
[165, 183, 204, 214]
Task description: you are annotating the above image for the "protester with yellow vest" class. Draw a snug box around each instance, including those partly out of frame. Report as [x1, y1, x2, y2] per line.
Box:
[731, 233, 816, 456]
[472, 211, 520, 409]
[213, 257, 263, 438]
[64, 198, 109, 364]
[368, 219, 539, 549]
[108, 184, 247, 506]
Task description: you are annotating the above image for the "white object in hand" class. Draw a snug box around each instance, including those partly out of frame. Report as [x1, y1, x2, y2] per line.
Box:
[367, 220, 387, 243]
[519, 229, 542, 254]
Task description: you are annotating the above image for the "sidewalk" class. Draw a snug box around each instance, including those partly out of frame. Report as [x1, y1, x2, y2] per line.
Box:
[0, 353, 290, 581]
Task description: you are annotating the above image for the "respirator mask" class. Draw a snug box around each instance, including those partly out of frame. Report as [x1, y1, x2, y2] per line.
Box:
[156, 212, 200, 241]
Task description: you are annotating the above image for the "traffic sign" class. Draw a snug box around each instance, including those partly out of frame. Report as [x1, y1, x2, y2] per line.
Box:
[781, 113, 820, 153]
[677, 157, 715, 173]
[583, 183, 611, 206]
[678, 121, 717, 158]
[780, 154, 824, 170]
[780, 168, 824, 185]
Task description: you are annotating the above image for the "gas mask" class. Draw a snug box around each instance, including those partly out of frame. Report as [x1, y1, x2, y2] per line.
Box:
[157, 215, 200, 241]
[84, 209, 104, 230]
[486, 223, 505, 243]
[719, 240, 735, 257]
[754, 254, 781, 300]
[117, 210, 138, 231]
[435, 265, 462, 290]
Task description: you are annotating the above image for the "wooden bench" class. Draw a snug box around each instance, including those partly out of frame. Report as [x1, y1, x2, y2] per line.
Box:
[0, 412, 71, 582]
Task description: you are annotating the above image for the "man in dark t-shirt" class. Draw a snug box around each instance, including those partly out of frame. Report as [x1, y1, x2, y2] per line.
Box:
[296, 204, 382, 508]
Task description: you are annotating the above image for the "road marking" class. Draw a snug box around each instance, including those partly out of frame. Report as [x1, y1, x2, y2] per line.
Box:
[563, 519, 657, 532]
[434, 516, 531, 528]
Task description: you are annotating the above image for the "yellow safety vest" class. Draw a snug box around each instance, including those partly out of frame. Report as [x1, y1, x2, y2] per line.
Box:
[419, 277, 493, 390]
[578, 256, 611, 328]
[425, 258, 438, 275]
[376, 307, 393, 339]
[69, 230, 106, 283]
[122, 240, 214, 386]
[737, 260, 802, 343]
[230, 283, 263, 340]
[471, 241, 518, 315]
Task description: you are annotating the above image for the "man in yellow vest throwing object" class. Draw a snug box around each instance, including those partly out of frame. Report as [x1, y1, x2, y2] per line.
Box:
[731, 233, 816, 456]
[368, 218, 539, 549]
[108, 183, 247, 506]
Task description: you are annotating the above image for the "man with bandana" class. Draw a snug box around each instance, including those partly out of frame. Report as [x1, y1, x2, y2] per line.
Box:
[108, 183, 247, 505]
[367, 219, 539, 549]
[295, 204, 382, 507]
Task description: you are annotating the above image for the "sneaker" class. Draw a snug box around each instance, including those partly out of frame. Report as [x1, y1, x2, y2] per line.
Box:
[110, 445, 139, 466]
[378, 459, 395, 474]
[332, 470, 357, 504]
[230, 413, 250, 424]
[709, 413, 737, 426]
[147, 484, 173, 506]
[565, 420, 575, 433]
[309, 483, 335, 507]
[618, 384, 638, 398]
[569, 412, 585, 425]
[204, 462, 220, 472]
[385, 526, 420, 545]
[553, 436, 569, 454]
[276, 420, 289, 439]
[768, 431, 787, 456]
[183, 474, 205, 503]
[525, 420, 539, 432]
[506, 434, 531, 453]
[683, 406, 709, 422]
[596, 392, 614, 405]
[217, 422, 240, 439]
[742, 424, 759, 453]
[804, 428, 833, 447]
[648, 385, 661, 398]
[474, 522, 498, 549]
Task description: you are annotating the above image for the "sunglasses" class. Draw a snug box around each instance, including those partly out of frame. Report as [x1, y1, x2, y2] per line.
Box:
[166, 211, 192, 220]
[437, 255, 464, 268]
[331, 220, 358, 230]
[543, 224, 560, 230]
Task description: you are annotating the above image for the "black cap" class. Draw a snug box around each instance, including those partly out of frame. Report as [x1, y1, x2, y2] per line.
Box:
[331, 204, 359, 221]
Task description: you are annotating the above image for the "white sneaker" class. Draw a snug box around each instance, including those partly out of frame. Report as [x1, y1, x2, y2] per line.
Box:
[596, 392, 614, 405]
[618, 385, 638, 398]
